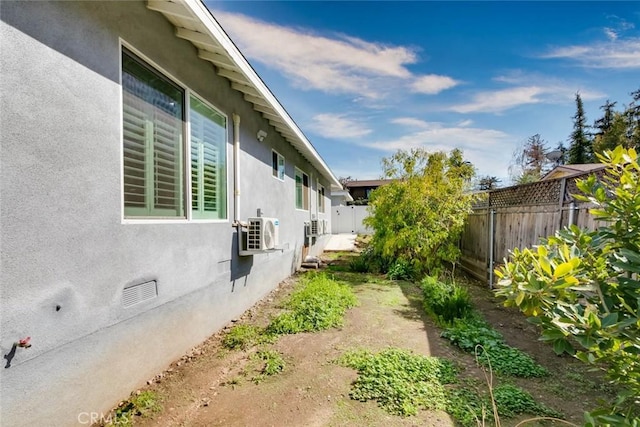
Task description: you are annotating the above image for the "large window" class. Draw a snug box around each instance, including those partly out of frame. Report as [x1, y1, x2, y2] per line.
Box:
[122, 48, 227, 220]
[272, 150, 285, 181]
[295, 168, 309, 210]
[122, 50, 185, 217]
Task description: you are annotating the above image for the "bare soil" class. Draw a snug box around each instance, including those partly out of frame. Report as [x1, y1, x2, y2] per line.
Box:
[127, 252, 614, 427]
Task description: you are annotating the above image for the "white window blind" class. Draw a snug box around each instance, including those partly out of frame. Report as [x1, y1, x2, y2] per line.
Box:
[122, 50, 184, 218]
[190, 95, 227, 219]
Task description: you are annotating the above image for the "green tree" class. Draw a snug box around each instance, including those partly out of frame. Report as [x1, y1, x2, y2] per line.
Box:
[477, 175, 501, 191]
[593, 112, 631, 154]
[495, 146, 640, 422]
[625, 88, 640, 150]
[509, 134, 551, 184]
[364, 148, 475, 276]
[567, 93, 593, 164]
[593, 99, 617, 138]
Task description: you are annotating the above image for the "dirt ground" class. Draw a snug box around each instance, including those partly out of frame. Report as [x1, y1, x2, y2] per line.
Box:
[127, 252, 615, 427]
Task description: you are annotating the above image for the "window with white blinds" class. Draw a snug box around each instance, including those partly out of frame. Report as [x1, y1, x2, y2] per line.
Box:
[190, 95, 227, 219]
[121, 49, 227, 220]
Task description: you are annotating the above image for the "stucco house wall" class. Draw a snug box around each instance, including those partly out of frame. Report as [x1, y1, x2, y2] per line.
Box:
[0, 1, 333, 425]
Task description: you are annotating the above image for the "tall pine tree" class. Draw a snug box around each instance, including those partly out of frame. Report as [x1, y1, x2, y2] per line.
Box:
[567, 93, 593, 164]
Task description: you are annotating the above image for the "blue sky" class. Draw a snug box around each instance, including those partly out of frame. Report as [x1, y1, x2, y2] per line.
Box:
[206, 1, 640, 184]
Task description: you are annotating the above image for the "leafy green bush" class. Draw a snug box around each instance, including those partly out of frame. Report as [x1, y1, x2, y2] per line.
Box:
[364, 148, 476, 276]
[420, 276, 472, 323]
[266, 273, 357, 335]
[386, 258, 416, 280]
[441, 318, 548, 377]
[338, 347, 456, 416]
[495, 146, 640, 420]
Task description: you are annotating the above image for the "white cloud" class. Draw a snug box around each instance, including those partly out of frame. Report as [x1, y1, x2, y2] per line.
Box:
[450, 86, 545, 114]
[360, 122, 514, 177]
[363, 121, 510, 152]
[390, 117, 430, 129]
[449, 72, 605, 114]
[213, 11, 458, 99]
[411, 74, 459, 94]
[308, 113, 372, 139]
[541, 38, 640, 69]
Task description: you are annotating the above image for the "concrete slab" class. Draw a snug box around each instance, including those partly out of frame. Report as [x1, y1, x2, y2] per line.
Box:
[324, 233, 357, 251]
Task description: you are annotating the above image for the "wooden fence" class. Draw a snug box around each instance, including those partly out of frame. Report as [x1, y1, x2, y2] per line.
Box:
[459, 170, 605, 286]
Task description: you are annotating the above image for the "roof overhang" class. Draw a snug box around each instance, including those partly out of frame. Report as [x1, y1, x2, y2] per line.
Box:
[146, 0, 341, 188]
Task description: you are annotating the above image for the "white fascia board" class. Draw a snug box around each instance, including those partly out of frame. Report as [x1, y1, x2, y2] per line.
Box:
[179, 0, 340, 188]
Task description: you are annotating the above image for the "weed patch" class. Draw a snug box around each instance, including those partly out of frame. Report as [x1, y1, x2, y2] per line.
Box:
[266, 273, 357, 335]
[250, 349, 286, 384]
[441, 318, 548, 378]
[105, 391, 161, 427]
[222, 324, 264, 350]
[337, 347, 456, 416]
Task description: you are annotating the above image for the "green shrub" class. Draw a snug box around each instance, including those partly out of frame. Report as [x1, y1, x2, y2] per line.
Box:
[386, 258, 416, 280]
[338, 347, 456, 416]
[420, 276, 472, 323]
[266, 273, 357, 335]
[442, 317, 548, 378]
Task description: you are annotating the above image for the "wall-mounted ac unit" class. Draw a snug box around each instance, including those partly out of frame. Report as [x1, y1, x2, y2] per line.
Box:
[247, 217, 279, 250]
[317, 219, 325, 235]
[306, 219, 319, 237]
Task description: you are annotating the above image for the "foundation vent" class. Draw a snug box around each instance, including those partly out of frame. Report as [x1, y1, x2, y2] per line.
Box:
[123, 280, 157, 308]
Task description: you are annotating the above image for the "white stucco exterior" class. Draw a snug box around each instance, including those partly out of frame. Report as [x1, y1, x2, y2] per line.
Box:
[0, 1, 337, 425]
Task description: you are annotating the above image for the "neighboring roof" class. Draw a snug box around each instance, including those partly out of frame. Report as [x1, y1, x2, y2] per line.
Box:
[344, 179, 394, 188]
[541, 164, 606, 181]
[146, 0, 340, 188]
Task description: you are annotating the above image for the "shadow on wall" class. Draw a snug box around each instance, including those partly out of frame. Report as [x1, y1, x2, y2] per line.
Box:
[230, 230, 253, 291]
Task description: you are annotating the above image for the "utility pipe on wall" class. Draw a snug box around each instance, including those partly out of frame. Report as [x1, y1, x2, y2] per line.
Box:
[232, 113, 240, 223]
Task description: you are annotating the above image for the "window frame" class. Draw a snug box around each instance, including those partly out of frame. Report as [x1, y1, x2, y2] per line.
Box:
[295, 168, 310, 211]
[272, 150, 285, 181]
[120, 42, 229, 223]
[317, 182, 326, 213]
[188, 93, 229, 221]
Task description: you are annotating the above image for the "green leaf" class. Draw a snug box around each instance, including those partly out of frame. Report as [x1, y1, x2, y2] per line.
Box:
[601, 312, 618, 328]
[553, 262, 573, 278]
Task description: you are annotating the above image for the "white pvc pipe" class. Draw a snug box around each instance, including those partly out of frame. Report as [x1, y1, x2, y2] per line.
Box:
[233, 113, 240, 223]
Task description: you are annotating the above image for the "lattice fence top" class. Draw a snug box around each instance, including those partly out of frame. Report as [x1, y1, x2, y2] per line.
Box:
[474, 168, 606, 209]
[489, 179, 562, 207]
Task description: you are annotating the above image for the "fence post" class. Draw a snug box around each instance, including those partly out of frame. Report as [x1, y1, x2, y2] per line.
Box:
[558, 178, 567, 229]
[488, 208, 495, 289]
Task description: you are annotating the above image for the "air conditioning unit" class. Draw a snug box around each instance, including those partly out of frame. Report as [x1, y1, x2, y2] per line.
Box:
[306, 219, 319, 237]
[246, 217, 279, 250]
[317, 219, 325, 235]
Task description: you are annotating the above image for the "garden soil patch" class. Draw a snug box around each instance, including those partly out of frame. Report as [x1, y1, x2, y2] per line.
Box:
[127, 254, 614, 427]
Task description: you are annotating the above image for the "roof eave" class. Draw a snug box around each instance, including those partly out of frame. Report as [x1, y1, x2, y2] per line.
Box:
[146, 0, 341, 188]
